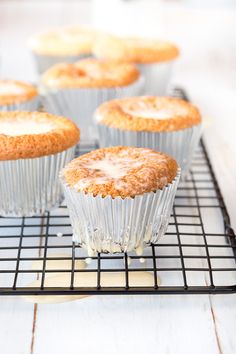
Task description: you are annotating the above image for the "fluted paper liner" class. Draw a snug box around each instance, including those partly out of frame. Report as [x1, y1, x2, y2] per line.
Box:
[0, 147, 75, 217]
[42, 76, 144, 142]
[97, 124, 202, 177]
[137, 61, 173, 95]
[61, 169, 180, 255]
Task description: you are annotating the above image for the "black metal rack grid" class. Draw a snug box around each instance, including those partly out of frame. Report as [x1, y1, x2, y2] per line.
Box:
[0, 89, 236, 296]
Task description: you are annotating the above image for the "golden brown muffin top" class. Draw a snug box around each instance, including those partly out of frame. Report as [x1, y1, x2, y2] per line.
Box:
[41, 58, 140, 88]
[95, 96, 202, 132]
[61, 146, 178, 198]
[0, 80, 38, 106]
[93, 35, 179, 64]
[28, 26, 98, 56]
[0, 111, 80, 161]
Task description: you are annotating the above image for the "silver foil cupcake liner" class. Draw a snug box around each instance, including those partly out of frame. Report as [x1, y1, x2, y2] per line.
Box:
[61, 169, 180, 255]
[137, 61, 173, 95]
[32, 53, 90, 75]
[0, 147, 75, 217]
[42, 76, 144, 143]
[0, 95, 40, 112]
[97, 124, 202, 177]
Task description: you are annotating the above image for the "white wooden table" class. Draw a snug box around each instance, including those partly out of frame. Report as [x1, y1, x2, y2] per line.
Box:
[1, 293, 236, 354]
[1, 2, 236, 353]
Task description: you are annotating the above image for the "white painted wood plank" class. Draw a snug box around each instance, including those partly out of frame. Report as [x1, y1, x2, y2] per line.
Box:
[210, 295, 236, 354]
[33, 295, 220, 354]
[0, 218, 44, 354]
[0, 297, 34, 354]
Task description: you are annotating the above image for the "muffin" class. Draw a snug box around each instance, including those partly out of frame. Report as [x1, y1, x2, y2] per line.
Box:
[0, 111, 79, 217]
[0, 80, 39, 111]
[95, 96, 202, 177]
[93, 35, 179, 95]
[41, 58, 143, 142]
[28, 26, 98, 74]
[60, 146, 180, 255]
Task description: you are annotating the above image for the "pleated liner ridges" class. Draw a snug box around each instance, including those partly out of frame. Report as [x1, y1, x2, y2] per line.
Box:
[42, 76, 144, 142]
[0, 147, 75, 217]
[98, 124, 202, 177]
[137, 61, 173, 95]
[0, 96, 40, 112]
[62, 170, 180, 256]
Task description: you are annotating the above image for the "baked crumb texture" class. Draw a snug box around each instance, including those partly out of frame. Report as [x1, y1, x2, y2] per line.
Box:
[95, 96, 202, 132]
[93, 35, 179, 64]
[62, 146, 178, 198]
[41, 58, 140, 88]
[0, 111, 80, 161]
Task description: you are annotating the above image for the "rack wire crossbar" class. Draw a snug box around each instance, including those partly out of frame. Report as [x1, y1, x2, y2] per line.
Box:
[0, 88, 235, 295]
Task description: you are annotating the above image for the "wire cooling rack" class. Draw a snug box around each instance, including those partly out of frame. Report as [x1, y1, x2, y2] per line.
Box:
[0, 88, 236, 296]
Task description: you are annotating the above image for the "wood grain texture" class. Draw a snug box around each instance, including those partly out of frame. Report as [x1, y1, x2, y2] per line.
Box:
[0, 298, 34, 354]
[33, 296, 220, 354]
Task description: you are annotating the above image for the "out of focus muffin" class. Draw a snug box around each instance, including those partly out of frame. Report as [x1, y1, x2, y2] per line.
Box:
[95, 96, 202, 176]
[28, 26, 99, 74]
[61, 146, 180, 255]
[41, 58, 143, 142]
[0, 111, 79, 216]
[93, 35, 179, 95]
[0, 80, 39, 111]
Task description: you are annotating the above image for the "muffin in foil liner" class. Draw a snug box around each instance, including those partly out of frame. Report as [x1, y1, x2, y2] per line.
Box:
[0, 95, 40, 112]
[32, 53, 90, 75]
[137, 62, 173, 95]
[42, 76, 144, 143]
[97, 124, 202, 178]
[61, 169, 180, 256]
[0, 147, 75, 217]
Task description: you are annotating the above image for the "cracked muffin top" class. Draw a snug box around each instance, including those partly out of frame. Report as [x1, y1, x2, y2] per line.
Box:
[41, 58, 140, 88]
[61, 146, 178, 198]
[95, 96, 202, 132]
[0, 111, 80, 160]
[93, 35, 179, 64]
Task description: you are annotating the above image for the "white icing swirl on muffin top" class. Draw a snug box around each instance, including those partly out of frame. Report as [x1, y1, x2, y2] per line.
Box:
[63, 146, 178, 198]
[122, 99, 189, 120]
[73, 148, 166, 191]
[0, 118, 55, 136]
[0, 82, 25, 96]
